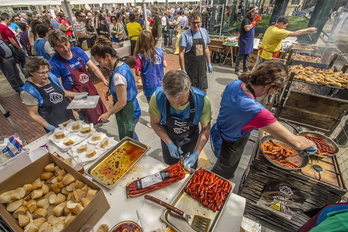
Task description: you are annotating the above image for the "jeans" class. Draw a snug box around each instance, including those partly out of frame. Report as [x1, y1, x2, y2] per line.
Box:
[235, 53, 250, 72]
[0, 57, 23, 91]
[167, 29, 174, 47]
[133, 117, 139, 141]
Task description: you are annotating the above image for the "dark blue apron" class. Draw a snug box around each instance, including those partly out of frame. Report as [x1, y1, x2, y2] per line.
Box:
[28, 78, 75, 130]
[239, 27, 254, 55]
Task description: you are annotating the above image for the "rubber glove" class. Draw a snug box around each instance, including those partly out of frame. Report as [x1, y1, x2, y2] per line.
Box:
[184, 151, 200, 168]
[207, 63, 213, 73]
[45, 125, 56, 133]
[299, 145, 317, 156]
[182, 69, 187, 74]
[167, 142, 183, 159]
[252, 15, 262, 26]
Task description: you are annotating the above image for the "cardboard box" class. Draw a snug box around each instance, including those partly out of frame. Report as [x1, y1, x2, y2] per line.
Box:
[0, 153, 110, 232]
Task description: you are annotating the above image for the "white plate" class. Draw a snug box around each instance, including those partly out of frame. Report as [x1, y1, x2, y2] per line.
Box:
[87, 133, 105, 145]
[66, 120, 84, 133]
[97, 137, 117, 150]
[78, 148, 101, 163]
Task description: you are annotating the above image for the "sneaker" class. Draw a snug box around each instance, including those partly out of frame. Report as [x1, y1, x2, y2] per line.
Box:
[98, 120, 110, 125]
[147, 122, 152, 128]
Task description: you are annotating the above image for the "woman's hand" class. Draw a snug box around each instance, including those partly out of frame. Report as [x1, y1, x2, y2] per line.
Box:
[98, 112, 110, 122]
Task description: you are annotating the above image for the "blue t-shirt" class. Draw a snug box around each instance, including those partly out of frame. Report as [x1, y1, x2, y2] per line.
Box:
[49, 47, 90, 90]
[179, 28, 210, 53]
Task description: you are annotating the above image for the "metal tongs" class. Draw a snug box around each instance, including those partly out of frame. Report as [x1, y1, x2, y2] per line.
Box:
[179, 152, 196, 173]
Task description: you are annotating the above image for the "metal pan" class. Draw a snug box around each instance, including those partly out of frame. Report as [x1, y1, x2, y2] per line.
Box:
[86, 137, 150, 190]
[298, 131, 339, 156]
[260, 135, 309, 170]
[160, 169, 234, 232]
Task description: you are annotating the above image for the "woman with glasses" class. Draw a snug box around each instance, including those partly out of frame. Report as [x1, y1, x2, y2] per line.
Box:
[20, 57, 75, 133]
[210, 61, 317, 179]
[109, 14, 126, 42]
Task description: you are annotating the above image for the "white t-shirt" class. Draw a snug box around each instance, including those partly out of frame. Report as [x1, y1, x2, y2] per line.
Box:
[112, 73, 127, 87]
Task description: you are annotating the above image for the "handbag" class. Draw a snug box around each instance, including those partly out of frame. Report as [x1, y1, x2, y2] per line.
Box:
[2, 39, 26, 63]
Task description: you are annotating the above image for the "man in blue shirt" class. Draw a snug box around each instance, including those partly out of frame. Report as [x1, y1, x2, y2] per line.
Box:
[179, 12, 212, 92]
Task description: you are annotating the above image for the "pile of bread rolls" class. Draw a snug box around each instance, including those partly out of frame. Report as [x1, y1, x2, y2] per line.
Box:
[0, 163, 98, 232]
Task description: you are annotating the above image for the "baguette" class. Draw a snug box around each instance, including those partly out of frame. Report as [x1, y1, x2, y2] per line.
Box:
[31, 189, 43, 200]
[80, 126, 92, 134]
[7, 199, 24, 212]
[11, 187, 25, 200]
[77, 144, 88, 153]
[62, 174, 75, 186]
[44, 163, 55, 172]
[86, 150, 97, 158]
[0, 190, 14, 204]
[31, 178, 43, 190]
[36, 199, 49, 209]
[32, 217, 45, 229]
[33, 208, 47, 218]
[18, 213, 30, 227]
[26, 199, 37, 213]
[54, 131, 65, 139]
[23, 184, 33, 196]
[40, 172, 54, 180]
[13, 205, 27, 218]
[100, 137, 109, 149]
[72, 122, 81, 130]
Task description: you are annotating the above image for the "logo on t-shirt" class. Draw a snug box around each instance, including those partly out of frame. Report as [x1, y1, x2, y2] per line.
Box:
[79, 74, 89, 84]
[49, 92, 63, 104]
[154, 54, 162, 65]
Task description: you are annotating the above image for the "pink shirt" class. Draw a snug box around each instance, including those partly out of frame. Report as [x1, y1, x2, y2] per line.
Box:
[240, 83, 277, 133]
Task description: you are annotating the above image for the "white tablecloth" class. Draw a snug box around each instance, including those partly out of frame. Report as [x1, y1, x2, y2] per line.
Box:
[23, 134, 246, 232]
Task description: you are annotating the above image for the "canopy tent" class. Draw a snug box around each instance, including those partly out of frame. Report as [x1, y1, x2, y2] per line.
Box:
[0, 0, 198, 6]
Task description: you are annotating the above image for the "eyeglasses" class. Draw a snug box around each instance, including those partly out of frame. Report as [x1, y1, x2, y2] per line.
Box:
[36, 71, 50, 76]
[191, 21, 201, 24]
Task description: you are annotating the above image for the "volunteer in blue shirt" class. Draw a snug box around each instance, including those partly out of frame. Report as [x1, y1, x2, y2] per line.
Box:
[179, 12, 212, 92]
[20, 57, 75, 133]
[149, 70, 212, 169]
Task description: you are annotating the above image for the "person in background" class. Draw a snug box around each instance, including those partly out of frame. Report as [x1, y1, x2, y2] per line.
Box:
[254, 16, 317, 68]
[178, 11, 189, 30]
[151, 7, 162, 48]
[235, 7, 261, 75]
[48, 30, 108, 125]
[85, 18, 97, 46]
[179, 12, 212, 92]
[86, 12, 95, 27]
[210, 61, 317, 179]
[9, 15, 21, 37]
[166, 10, 176, 48]
[127, 13, 142, 55]
[149, 70, 211, 169]
[48, 14, 59, 30]
[134, 10, 145, 30]
[42, 15, 54, 32]
[34, 24, 55, 60]
[20, 13, 27, 22]
[17, 22, 31, 56]
[0, 36, 24, 92]
[96, 13, 110, 39]
[60, 15, 73, 39]
[29, 19, 43, 56]
[134, 30, 167, 103]
[110, 15, 126, 42]
[74, 11, 90, 48]
[91, 37, 138, 140]
[162, 12, 168, 47]
[0, 13, 22, 52]
[20, 57, 75, 133]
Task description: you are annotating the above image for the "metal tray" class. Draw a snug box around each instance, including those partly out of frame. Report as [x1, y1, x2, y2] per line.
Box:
[86, 137, 150, 190]
[298, 131, 339, 156]
[260, 135, 309, 171]
[160, 169, 234, 232]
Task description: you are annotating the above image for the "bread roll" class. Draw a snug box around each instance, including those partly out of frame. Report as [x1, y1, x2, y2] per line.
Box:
[0, 190, 14, 204]
[91, 134, 102, 141]
[44, 163, 55, 172]
[86, 150, 96, 158]
[74, 180, 84, 189]
[26, 199, 37, 213]
[80, 127, 92, 134]
[23, 184, 33, 196]
[77, 144, 88, 153]
[55, 193, 66, 205]
[41, 184, 49, 195]
[53, 204, 64, 217]
[62, 174, 75, 186]
[36, 199, 49, 209]
[32, 178, 43, 190]
[31, 189, 43, 200]
[100, 137, 109, 149]
[13, 205, 27, 218]
[62, 139, 74, 146]
[62, 119, 71, 127]
[33, 208, 47, 218]
[40, 172, 54, 180]
[7, 199, 24, 212]
[72, 122, 81, 130]
[18, 213, 30, 227]
[11, 187, 25, 200]
[54, 131, 65, 139]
